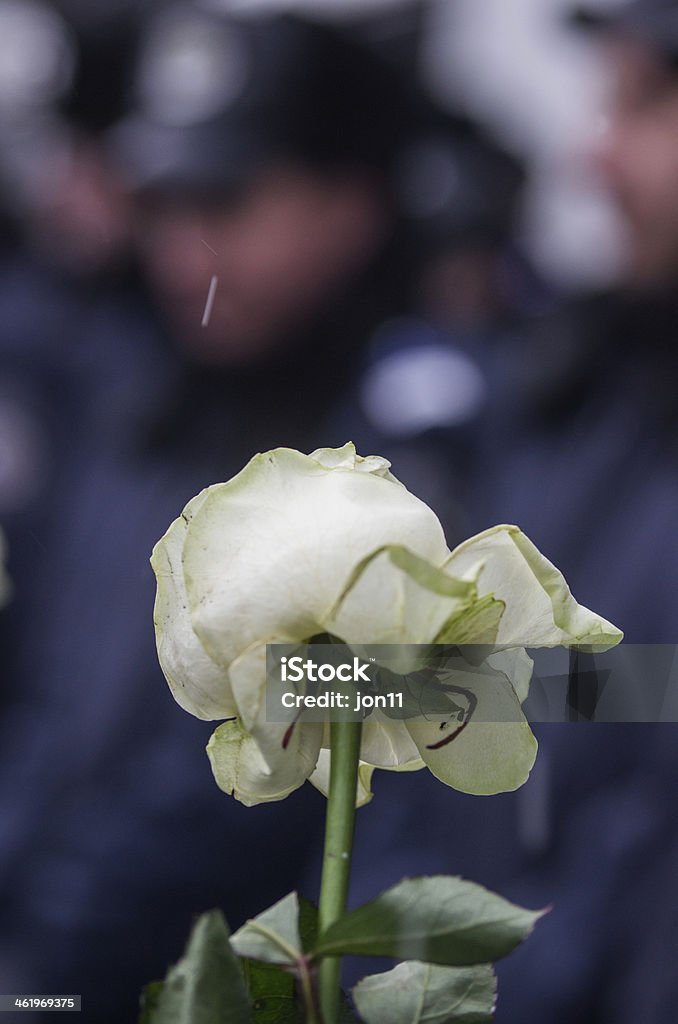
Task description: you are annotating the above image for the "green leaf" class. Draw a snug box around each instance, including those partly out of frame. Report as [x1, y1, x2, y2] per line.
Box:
[314, 877, 545, 965]
[241, 961, 303, 1024]
[149, 910, 251, 1024]
[238, 899, 360, 1022]
[138, 981, 163, 1024]
[353, 961, 496, 1023]
[235, 897, 365, 1021]
[298, 896, 319, 954]
[231, 892, 303, 967]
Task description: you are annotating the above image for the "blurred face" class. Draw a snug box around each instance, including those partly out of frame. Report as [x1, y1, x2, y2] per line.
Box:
[135, 162, 387, 364]
[594, 36, 678, 288]
[30, 137, 133, 277]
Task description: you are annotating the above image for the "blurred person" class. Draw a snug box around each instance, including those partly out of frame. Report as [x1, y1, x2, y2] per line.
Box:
[582, 0, 678, 289]
[328, 106, 535, 543]
[0, 6, 440, 1021]
[0, 0, 148, 712]
[483, 0, 678, 640]
[109, 5, 421, 381]
[20, 2, 144, 281]
[0, 0, 136, 282]
[347, 4, 678, 1023]
[472, 10, 678, 1014]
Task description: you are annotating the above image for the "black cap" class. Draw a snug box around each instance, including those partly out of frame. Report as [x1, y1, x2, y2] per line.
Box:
[394, 109, 525, 249]
[571, 0, 678, 65]
[59, 10, 141, 133]
[109, 4, 418, 197]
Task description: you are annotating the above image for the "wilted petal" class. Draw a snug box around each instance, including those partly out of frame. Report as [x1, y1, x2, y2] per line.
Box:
[207, 718, 323, 807]
[227, 640, 279, 734]
[446, 525, 623, 648]
[309, 750, 377, 808]
[151, 490, 236, 720]
[405, 662, 538, 795]
[435, 593, 505, 645]
[226, 640, 322, 782]
[358, 713, 422, 768]
[309, 735, 424, 808]
[328, 546, 478, 657]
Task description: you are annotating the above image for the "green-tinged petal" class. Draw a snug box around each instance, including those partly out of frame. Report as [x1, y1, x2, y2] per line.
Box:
[182, 448, 450, 672]
[405, 665, 537, 795]
[358, 714, 421, 768]
[446, 525, 623, 648]
[206, 719, 322, 807]
[226, 641, 328, 793]
[309, 442, 400, 484]
[307, 442, 361, 471]
[408, 719, 537, 795]
[227, 639, 290, 735]
[151, 490, 237, 720]
[309, 740, 424, 808]
[327, 545, 477, 656]
[309, 750, 376, 808]
[435, 593, 505, 646]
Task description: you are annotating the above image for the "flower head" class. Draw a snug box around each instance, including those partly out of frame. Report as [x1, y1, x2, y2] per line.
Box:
[151, 443, 621, 805]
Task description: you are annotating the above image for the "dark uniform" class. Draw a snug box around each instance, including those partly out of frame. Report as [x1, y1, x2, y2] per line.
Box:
[478, 289, 678, 1022]
[345, 288, 678, 1024]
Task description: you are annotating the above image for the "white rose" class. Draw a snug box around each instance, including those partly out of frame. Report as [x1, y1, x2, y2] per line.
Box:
[151, 443, 621, 806]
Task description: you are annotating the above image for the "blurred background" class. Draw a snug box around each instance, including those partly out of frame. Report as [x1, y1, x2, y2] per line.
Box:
[2, 0, 678, 1021]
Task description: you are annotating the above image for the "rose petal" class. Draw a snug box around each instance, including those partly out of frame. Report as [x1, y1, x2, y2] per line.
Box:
[207, 718, 323, 806]
[309, 750, 376, 808]
[405, 661, 538, 795]
[183, 448, 450, 670]
[151, 489, 236, 720]
[358, 713, 422, 768]
[446, 525, 623, 648]
[327, 546, 478, 657]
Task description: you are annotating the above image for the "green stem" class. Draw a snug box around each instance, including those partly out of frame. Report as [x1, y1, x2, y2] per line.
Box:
[317, 711, 363, 1024]
[298, 956, 320, 1024]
